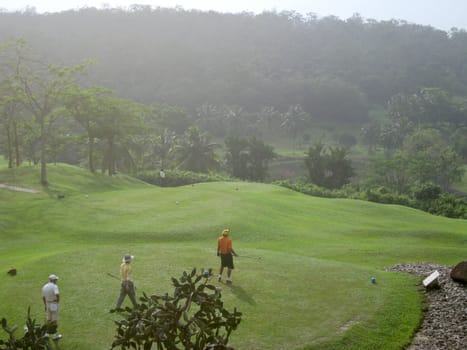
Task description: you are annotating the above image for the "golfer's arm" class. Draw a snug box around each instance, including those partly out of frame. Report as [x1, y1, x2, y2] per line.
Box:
[56, 294, 60, 303]
[231, 249, 238, 256]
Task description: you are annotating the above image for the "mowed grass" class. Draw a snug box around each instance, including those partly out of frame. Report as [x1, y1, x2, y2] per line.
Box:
[1, 164, 466, 350]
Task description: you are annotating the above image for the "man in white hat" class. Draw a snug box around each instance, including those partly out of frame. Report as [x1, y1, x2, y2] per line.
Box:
[42, 274, 62, 340]
[115, 254, 137, 309]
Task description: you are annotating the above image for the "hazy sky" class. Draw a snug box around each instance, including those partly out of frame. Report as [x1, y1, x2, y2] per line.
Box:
[1, 0, 467, 32]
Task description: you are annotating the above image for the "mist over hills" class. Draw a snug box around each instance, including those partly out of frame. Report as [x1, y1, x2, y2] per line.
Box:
[2, 7, 467, 122]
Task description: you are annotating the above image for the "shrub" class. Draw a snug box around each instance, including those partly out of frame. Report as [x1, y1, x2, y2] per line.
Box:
[413, 183, 441, 201]
[136, 169, 233, 187]
[277, 178, 467, 219]
[0, 307, 50, 350]
[432, 194, 467, 219]
[274, 179, 338, 198]
[110, 269, 242, 350]
[363, 187, 413, 206]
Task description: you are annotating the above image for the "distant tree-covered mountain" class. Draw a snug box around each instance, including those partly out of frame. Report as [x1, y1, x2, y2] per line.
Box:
[1, 7, 467, 123]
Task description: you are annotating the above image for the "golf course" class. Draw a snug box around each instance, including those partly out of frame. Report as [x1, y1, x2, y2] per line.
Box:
[1, 163, 466, 350]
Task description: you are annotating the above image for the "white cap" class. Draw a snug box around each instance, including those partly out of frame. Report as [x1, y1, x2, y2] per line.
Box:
[122, 254, 134, 263]
[49, 274, 59, 280]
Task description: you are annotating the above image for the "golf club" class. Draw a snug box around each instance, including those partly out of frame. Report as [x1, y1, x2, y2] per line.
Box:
[238, 255, 261, 260]
[107, 272, 120, 280]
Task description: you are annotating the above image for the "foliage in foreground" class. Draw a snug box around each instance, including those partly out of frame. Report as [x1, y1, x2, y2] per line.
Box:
[0, 308, 50, 350]
[110, 269, 241, 350]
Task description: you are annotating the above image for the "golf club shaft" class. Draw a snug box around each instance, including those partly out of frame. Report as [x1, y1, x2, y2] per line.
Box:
[107, 272, 120, 280]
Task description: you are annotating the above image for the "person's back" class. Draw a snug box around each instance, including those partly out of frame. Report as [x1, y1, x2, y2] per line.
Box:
[42, 282, 58, 302]
[218, 235, 232, 254]
[217, 229, 238, 284]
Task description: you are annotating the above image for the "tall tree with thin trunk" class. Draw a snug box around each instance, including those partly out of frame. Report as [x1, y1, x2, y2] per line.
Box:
[8, 39, 88, 185]
[0, 80, 23, 168]
[94, 95, 142, 176]
[63, 86, 110, 173]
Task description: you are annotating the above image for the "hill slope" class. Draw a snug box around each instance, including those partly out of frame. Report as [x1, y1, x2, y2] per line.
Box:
[1, 9, 467, 115]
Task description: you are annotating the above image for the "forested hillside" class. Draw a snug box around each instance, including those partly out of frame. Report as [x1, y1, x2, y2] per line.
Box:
[1, 6, 467, 121]
[1, 7, 466, 218]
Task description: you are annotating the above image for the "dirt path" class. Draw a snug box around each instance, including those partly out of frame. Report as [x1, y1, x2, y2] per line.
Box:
[0, 184, 41, 193]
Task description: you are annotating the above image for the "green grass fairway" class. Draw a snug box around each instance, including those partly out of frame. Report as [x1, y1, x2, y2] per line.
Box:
[1, 164, 466, 350]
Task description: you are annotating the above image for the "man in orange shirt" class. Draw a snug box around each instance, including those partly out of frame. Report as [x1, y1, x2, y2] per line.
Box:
[217, 228, 238, 284]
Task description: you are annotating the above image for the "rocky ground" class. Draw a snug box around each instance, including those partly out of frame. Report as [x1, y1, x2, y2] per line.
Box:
[386, 262, 466, 350]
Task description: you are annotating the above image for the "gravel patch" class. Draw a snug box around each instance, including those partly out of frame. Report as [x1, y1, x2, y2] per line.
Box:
[386, 262, 466, 350]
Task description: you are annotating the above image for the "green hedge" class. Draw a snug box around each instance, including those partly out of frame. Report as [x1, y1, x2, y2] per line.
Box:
[136, 172, 467, 219]
[275, 180, 467, 219]
[136, 169, 233, 187]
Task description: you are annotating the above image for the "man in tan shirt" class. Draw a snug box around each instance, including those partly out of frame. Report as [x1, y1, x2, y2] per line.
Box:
[115, 254, 137, 309]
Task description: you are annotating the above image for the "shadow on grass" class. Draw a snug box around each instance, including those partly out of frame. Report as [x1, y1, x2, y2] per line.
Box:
[229, 284, 256, 305]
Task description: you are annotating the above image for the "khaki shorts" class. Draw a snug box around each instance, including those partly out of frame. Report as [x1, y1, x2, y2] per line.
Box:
[46, 303, 59, 321]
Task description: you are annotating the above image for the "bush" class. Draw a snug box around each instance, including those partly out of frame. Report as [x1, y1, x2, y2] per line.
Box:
[413, 183, 441, 201]
[136, 169, 233, 187]
[431, 194, 467, 219]
[274, 179, 338, 198]
[363, 187, 413, 206]
[276, 180, 467, 219]
[110, 269, 241, 350]
[0, 308, 50, 350]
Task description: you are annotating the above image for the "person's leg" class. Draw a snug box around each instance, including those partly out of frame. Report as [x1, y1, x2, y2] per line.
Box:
[51, 321, 62, 340]
[45, 309, 52, 336]
[219, 255, 228, 281]
[226, 268, 233, 283]
[128, 282, 137, 306]
[218, 266, 224, 281]
[48, 309, 62, 339]
[46, 320, 57, 334]
[116, 283, 127, 308]
[226, 256, 234, 284]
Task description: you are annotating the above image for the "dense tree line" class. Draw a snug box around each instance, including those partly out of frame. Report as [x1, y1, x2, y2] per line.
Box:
[1, 7, 467, 121]
[0, 39, 278, 184]
[0, 7, 466, 218]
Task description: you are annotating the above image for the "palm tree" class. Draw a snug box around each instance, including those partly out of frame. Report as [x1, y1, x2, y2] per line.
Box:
[153, 128, 177, 170]
[280, 104, 310, 142]
[174, 126, 220, 173]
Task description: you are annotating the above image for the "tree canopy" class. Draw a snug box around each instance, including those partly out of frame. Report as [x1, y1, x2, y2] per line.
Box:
[1, 8, 467, 122]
